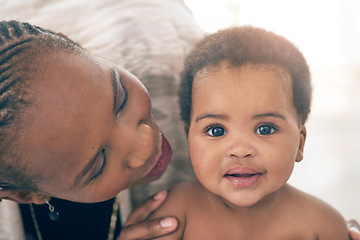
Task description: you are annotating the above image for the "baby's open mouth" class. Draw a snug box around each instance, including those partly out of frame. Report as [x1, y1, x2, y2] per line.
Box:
[224, 170, 264, 187]
[224, 173, 260, 178]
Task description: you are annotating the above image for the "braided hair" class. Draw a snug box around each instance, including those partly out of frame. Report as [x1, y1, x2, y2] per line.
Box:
[0, 20, 82, 191]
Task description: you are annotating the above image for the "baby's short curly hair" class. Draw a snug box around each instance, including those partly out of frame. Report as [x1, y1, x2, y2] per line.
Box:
[178, 26, 312, 126]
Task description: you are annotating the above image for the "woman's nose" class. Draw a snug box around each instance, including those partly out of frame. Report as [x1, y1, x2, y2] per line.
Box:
[126, 87, 155, 168]
[126, 123, 155, 169]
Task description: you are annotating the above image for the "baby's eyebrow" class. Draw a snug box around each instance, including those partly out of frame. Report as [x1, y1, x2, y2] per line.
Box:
[195, 112, 285, 122]
[195, 114, 228, 122]
[252, 112, 286, 120]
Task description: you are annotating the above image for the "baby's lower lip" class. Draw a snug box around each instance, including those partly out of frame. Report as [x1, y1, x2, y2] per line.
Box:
[146, 135, 172, 178]
[224, 173, 263, 187]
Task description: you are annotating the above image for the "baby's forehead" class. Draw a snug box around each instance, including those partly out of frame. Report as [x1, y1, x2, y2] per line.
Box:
[195, 61, 292, 87]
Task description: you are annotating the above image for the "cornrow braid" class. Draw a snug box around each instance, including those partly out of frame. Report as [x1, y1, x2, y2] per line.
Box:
[0, 21, 48, 128]
[0, 20, 83, 191]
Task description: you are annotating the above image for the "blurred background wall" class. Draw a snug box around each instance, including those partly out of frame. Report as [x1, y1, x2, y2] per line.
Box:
[185, 0, 360, 221]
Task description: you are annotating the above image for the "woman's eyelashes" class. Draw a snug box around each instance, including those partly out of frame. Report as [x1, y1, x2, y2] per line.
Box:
[115, 73, 128, 115]
[90, 149, 107, 181]
[113, 70, 128, 116]
[116, 87, 128, 115]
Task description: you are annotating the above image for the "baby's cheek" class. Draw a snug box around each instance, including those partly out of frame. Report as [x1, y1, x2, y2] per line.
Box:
[270, 159, 295, 185]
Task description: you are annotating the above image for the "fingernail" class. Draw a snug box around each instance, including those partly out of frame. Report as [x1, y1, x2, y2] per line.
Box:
[350, 226, 360, 234]
[153, 190, 166, 200]
[160, 217, 175, 228]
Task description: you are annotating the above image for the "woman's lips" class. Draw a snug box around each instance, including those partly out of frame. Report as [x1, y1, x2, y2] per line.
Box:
[146, 135, 172, 178]
[224, 167, 264, 187]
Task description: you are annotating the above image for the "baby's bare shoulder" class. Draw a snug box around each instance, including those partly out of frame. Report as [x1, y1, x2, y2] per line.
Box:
[147, 180, 203, 239]
[150, 179, 206, 221]
[169, 179, 203, 196]
[158, 179, 204, 211]
[286, 185, 349, 239]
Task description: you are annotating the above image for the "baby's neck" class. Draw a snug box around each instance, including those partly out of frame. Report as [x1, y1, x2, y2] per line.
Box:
[203, 183, 290, 222]
[183, 181, 297, 239]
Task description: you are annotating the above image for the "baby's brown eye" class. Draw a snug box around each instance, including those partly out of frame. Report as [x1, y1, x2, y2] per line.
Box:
[256, 124, 277, 135]
[206, 126, 227, 137]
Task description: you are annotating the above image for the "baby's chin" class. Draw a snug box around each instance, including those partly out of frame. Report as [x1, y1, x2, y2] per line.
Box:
[211, 191, 266, 209]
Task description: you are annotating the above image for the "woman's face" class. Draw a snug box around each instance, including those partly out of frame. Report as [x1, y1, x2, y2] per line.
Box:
[17, 51, 172, 203]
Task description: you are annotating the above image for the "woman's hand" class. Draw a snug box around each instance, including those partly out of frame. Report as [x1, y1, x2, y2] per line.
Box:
[117, 191, 178, 240]
[348, 219, 360, 240]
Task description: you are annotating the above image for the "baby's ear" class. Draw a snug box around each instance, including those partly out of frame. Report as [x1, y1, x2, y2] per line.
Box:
[0, 189, 49, 204]
[295, 126, 307, 163]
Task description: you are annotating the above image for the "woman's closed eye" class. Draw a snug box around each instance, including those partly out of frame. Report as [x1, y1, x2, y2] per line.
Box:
[113, 69, 128, 116]
[116, 87, 128, 115]
[90, 149, 107, 181]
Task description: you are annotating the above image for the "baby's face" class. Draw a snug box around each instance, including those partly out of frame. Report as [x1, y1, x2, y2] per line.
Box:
[188, 62, 305, 208]
[15, 52, 171, 203]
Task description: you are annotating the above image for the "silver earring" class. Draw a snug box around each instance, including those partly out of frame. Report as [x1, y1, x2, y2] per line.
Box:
[44, 198, 59, 221]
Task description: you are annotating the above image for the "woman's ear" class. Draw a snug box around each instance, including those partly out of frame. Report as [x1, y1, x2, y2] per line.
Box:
[0, 189, 49, 204]
[295, 126, 307, 163]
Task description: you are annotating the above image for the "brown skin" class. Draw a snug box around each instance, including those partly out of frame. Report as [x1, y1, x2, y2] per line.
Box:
[118, 190, 178, 240]
[3, 51, 167, 203]
[0, 51, 178, 239]
[0, 52, 356, 239]
[152, 181, 349, 239]
[149, 62, 349, 239]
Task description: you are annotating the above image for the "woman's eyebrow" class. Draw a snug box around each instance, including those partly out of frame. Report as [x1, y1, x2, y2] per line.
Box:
[73, 150, 100, 186]
[111, 69, 118, 113]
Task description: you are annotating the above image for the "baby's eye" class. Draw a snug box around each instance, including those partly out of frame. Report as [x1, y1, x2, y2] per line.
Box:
[255, 124, 278, 135]
[206, 126, 227, 137]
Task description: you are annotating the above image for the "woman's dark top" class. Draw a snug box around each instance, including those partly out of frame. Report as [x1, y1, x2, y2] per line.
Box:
[20, 197, 121, 240]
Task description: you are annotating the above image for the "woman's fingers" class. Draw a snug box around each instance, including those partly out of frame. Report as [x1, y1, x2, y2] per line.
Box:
[118, 217, 177, 240]
[118, 190, 178, 239]
[124, 190, 168, 226]
[348, 219, 360, 240]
